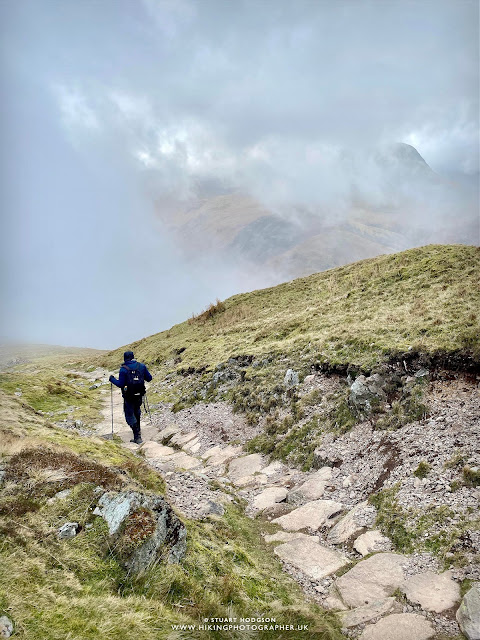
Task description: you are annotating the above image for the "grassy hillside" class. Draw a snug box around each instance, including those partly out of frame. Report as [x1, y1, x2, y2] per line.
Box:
[0, 391, 341, 639]
[102, 244, 479, 374]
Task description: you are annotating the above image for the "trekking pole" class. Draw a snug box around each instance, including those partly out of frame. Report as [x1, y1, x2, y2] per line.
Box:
[110, 383, 114, 437]
[143, 391, 153, 424]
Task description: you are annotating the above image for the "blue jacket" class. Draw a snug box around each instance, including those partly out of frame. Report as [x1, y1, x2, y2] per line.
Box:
[109, 360, 152, 389]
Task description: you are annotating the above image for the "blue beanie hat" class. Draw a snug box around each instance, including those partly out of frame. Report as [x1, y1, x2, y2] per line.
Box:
[124, 351, 134, 361]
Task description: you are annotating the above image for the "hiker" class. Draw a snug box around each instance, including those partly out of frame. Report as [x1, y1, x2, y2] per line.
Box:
[109, 351, 152, 444]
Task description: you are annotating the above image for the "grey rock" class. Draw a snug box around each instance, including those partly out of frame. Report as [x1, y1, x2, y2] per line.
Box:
[93, 490, 186, 570]
[259, 502, 295, 521]
[359, 613, 435, 640]
[327, 501, 373, 545]
[336, 552, 407, 608]
[354, 530, 392, 556]
[0, 616, 13, 638]
[284, 369, 299, 388]
[47, 489, 72, 504]
[288, 467, 332, 505]
[402, 570, 460, 613]
[57, 522, 79, 539]
[414, 368, 430, 378]
[349, 374, 386, 414]
[340, 597, 397, 628]
[199, 499, 225, 518]
[272, 499, 343, 531]
[456, 583, 480, 640]
[252, 487, 288, 513]
[274, 537, 348, 580]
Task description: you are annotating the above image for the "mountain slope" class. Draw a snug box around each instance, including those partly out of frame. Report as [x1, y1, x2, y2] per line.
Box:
[157, 144, 478, 281]
[102, 244, 480, 375]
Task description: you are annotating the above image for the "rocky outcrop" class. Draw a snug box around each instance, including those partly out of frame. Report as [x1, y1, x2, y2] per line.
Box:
[456, 583, 480, 640]
[93, 490, 186, 572]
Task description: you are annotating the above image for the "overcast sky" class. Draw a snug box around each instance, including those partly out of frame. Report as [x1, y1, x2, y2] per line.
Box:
[1, 0, 478, 349]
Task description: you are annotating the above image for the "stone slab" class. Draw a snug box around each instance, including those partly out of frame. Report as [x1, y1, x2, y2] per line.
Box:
[170, 431, 198, 446]
[274, 537, 348, 580]
[336, 553, 407, 608]
[272, 499, 343, 531]
[327, 501, 370, 545]
[228, 454, 266, 483]
[261, 461, 285, 476]
[402, 570, 460, 613]
[354, 530, 392, 556]
[156, 425, 179, 441]
[288, 467, 332, 504]
[141, 441, 176, 459]
[252, 487, 288, 513]
[359, 613, 435, 640]
[264, 531, 318, 544]
[203, 445, 242, 466]
[340, 598, 396, 628]
[168, 452, 202, 470]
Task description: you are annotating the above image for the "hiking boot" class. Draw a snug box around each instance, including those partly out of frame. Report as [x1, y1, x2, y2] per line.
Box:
[130, 437, 143, 444]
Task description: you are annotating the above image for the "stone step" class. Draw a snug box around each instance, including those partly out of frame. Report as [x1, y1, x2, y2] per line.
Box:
[272, 499, 343, 532]
[336, 552, 407, 608]
[358, 613, 435, 640]
[274, 537, 348, 580]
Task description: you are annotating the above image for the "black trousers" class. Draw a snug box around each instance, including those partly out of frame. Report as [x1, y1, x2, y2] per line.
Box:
[123, 395, 143, 437]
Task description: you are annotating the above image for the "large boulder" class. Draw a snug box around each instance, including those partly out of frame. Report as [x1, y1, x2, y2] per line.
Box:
[402, 570, 460, 613]
[456, 583, 480, 640]
[94, 490, 186, 572]
[336, 552, 407, 608]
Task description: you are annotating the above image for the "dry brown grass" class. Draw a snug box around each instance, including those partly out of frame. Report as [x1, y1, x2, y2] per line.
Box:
[188, 298, 226, 324]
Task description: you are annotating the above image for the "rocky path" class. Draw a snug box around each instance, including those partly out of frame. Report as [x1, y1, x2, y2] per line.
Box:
[93, 372, 479, 640]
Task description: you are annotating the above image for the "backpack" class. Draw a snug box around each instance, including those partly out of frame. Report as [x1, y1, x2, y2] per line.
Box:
[122, 362, 146, 399]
